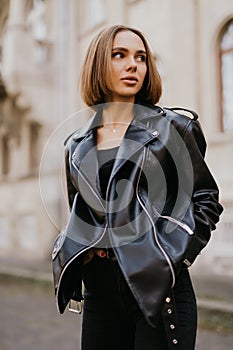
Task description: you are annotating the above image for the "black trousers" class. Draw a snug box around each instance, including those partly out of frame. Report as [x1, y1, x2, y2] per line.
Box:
[82, 256, 197, 350]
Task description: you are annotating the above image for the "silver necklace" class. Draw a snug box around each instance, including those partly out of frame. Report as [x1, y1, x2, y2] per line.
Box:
[102, 122, 128, 134]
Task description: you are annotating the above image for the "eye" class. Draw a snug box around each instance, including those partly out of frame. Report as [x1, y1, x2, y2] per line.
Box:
[112, 52, 124, 59]
[136, 55, 146, 62]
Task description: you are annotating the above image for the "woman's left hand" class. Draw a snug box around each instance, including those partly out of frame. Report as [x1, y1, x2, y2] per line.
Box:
[84, 248, 107, 264]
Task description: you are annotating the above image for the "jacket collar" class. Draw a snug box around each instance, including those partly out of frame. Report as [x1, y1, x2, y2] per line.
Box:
[71, 101, 164, 202]
[72, 101, 165, 141]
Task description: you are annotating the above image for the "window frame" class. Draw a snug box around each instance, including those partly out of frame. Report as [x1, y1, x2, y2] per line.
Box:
[78, 0, 107, 35]
[218, 19, 233, 132]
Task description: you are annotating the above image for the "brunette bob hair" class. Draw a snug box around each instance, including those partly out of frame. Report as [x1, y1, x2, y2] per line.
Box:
[80, 25, 162, 106]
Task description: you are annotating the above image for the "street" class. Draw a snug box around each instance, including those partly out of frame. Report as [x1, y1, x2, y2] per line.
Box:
[0, 275, 232, 350]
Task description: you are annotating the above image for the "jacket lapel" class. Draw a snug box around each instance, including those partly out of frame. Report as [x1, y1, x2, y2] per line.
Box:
[110, 122, 160, 182]
[109, 103, 164, 181]
[71, 118, 106, 212]
[71, 104, 163, 204]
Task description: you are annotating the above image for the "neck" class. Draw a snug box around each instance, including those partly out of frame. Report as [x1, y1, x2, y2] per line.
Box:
[102, 102, 134, 125]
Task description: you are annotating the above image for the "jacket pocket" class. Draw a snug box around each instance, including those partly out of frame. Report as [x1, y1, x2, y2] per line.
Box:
[151, 205, 194, 273]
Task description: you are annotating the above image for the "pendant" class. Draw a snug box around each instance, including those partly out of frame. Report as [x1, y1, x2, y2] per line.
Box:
[112, 129, 116, 133]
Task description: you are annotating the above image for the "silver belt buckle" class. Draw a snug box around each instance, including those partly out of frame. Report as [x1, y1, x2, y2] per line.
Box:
[68, 300, 83, 314]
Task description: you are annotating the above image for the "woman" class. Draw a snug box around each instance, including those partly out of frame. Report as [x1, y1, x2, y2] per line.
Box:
[52, 25, 223, 350]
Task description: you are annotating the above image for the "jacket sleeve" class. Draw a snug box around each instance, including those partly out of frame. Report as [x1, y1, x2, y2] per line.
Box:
[182, 119, 223, 265]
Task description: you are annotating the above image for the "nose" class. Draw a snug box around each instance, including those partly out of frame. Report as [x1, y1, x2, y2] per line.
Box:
[126, 57, 137, 72]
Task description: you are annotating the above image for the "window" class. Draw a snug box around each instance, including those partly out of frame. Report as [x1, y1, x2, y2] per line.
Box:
[29, 121, 41, 173]
[219, 19, 233, 131]
[28, 0, 47, 42]
[1, 135, 10, 176]
[0, 0, 9, 36]
[81, 0, 106, 33]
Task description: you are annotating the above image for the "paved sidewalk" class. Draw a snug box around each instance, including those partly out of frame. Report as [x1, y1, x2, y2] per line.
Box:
[0, 256, 233, 315]
[0, 257, 52, 283]
[191, 273, 233, 314]
[1, 273, 233, 350]
[191, 271, 233, 304]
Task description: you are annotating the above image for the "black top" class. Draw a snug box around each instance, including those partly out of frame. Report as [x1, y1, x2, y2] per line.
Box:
[97, 146, 119, 198]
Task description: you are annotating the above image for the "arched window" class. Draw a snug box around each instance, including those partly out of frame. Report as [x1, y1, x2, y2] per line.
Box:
[219, 19, 233, 131]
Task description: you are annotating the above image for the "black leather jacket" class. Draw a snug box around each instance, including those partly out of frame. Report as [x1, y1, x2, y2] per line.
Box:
[52, 101, 223, 327]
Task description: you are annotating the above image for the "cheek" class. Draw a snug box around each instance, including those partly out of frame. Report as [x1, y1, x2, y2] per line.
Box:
[142, 65, 147, 77]
[139, 66, 147, 82]
[111, 62, 124, 75]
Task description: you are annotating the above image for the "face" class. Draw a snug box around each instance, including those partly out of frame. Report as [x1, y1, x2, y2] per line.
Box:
[106, 30, 147, 103]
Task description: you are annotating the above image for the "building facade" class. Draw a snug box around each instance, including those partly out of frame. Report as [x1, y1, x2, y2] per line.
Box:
[0, 0, 232, 274]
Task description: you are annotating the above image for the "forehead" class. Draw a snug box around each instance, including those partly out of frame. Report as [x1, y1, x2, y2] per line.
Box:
[112, 30, 146, 51]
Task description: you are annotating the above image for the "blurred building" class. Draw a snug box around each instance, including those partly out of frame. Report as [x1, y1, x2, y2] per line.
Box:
[0, 0, 232, 274]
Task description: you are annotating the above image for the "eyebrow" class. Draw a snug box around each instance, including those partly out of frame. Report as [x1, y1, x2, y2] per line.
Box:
[112, 47, 147, 55]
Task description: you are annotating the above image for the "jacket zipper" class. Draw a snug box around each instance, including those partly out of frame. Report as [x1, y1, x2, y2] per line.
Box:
[56, 222, 108, 313]
[136, 148, 176, 288]
[151, 207, 194, 236]
[57, 144, 108, 312]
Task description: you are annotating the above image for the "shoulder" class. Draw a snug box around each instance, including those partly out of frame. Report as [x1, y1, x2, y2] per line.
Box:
[141, 100, 198, 127]
[163, 106, 198, 130]
[142, 103, 200, 136]
[135, 101, 202, 140]
[163, 107, 198, 122]
[64, 131, 77, 156]
[153, 106, 202, 140]
[64, 116, 96, 152]
[162, 106, 206, 154]
[64, 128, 84, 157]
[64, 108, 101, 151]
